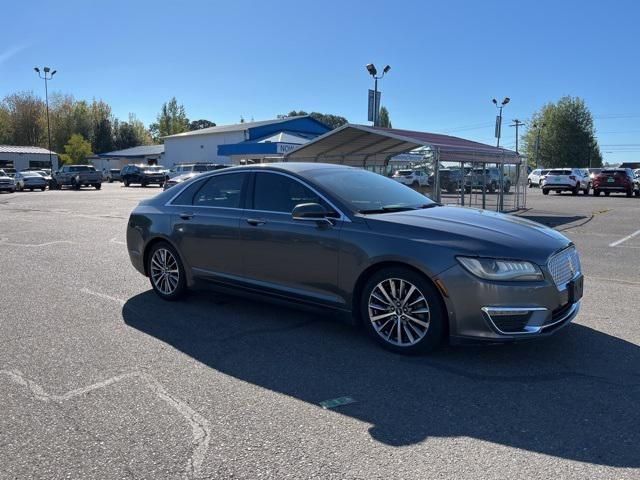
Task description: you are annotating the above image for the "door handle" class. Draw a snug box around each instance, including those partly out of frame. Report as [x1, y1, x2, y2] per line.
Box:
[179, 212, 195, 220]
[246, 218, 266, 226]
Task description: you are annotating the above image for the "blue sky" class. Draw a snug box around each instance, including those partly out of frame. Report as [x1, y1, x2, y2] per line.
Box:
[1, 0, 639, 162]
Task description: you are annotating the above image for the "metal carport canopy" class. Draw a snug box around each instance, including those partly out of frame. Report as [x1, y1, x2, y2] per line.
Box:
[283, 123, 519, 166]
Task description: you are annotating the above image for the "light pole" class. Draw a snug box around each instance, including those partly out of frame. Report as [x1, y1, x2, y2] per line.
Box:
[366, 63, 390, 127]
[533, 122, 545, 169]
[492, 97, 510, 148]
[34, 66, 57, 171]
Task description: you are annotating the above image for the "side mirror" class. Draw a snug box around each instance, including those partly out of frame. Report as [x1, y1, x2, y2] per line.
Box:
[292, 203, 332, 225]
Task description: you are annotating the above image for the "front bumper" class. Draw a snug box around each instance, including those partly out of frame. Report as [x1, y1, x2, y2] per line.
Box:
[436, 264, 581, 343]
[543, 183, 574, 189]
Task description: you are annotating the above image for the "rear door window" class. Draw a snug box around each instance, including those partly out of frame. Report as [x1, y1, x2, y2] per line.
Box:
[193, 173, 244, 208]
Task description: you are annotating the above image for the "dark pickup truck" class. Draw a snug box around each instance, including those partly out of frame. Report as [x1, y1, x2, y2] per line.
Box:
[50, 165, 103, 190]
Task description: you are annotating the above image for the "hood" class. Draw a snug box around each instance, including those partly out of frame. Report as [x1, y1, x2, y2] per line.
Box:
[364, 206, 571, 265]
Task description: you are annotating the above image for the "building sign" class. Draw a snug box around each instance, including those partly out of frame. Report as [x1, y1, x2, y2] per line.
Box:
[277, 143, 299, 154]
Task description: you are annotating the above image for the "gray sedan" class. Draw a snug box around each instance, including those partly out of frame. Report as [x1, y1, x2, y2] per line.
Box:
[126, 163, 583, 353]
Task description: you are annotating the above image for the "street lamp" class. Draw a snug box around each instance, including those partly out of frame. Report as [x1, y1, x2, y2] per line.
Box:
[492, 97, 510, 148]
[34, 66, 57, 171]
[366, 63, 390, 127]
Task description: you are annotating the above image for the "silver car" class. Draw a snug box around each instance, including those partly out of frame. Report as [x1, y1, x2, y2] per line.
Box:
[15, 171, 47, 191]
[0, 169, 16, 193]
[126, 163, 583, 354]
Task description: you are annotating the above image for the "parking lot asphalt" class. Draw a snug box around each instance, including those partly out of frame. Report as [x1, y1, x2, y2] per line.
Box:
[1, 183, 639, 480]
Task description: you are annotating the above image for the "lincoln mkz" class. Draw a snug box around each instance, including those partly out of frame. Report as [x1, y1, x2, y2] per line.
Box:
[127, 163, 583, 353]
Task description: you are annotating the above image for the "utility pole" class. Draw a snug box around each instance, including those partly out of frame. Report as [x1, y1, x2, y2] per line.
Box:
[509, 119, 525, 154]
[533, 122, 545, 169]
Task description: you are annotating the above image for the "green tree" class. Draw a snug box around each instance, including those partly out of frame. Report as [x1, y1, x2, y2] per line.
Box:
[523, 96, 602, 168]
[91, 100, 114, 153]
[378, 106, 392, 128]
[189, 119, 216, 130]
[59, 133, 93, 165]
[150, 97, 189, 142]
[286, 110, 348, 129]
[2, 91, 45, 146]
[0, 104, 12, 144]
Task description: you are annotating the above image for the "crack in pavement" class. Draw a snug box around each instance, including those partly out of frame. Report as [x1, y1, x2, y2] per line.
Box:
[0, 369, 211, 479]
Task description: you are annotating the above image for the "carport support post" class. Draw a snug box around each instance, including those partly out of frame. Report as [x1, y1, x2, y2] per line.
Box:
[433, 148, 441, 203]
[482, 163, 486, 209]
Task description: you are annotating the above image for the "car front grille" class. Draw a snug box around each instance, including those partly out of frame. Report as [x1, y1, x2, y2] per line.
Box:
[547, 246, 581, 288]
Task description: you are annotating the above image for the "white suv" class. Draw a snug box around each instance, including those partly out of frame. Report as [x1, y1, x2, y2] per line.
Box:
[542, 168, 590, 195]
[392, 169, 429, 187]
[528, 168, 550, 187]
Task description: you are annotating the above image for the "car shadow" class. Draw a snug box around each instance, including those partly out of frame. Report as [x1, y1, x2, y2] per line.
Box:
[517, 214, 588, 228]
[122, 290, 640, 467]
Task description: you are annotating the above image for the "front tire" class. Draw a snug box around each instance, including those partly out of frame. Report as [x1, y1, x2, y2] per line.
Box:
[95, 183, 101, 190]
[147, 242, 187, 301]
[604, 191, 611, 196]
[542, 188, 549, 195]
[360, 267, 445, 354]
[123, 178, 130, 187]
[583, 183, 590, 195]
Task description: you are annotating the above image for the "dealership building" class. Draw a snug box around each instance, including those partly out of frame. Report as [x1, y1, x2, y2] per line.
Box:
[0, 145, 59, 171]
[162, 116, 330, 167]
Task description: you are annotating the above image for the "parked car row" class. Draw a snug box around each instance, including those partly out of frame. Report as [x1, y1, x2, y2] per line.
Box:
[393, 167, 514, 194]
[529, 167, 640, 197]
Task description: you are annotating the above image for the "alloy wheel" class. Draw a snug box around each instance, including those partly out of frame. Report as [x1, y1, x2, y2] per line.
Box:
[150, 248, 180, 295]
[367, 278, 430, 347]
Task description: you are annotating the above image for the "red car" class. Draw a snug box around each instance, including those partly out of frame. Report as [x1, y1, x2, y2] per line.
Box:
[592, 168, 637, 197]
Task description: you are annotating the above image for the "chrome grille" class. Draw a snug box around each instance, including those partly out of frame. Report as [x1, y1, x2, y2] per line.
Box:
[548, 247, 581, 288]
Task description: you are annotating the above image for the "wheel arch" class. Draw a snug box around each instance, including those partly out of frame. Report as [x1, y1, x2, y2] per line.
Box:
[351, 261, 450, 338]
[142, 236, 190, 283]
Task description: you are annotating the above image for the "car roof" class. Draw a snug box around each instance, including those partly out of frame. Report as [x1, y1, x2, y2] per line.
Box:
[205, 162, 359, 176]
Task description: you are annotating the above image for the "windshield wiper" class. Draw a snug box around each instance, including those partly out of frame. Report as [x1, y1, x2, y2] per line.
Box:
[359, 203, 439, 214]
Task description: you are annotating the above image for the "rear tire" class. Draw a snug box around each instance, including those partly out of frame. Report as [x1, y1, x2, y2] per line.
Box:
[108, 178, 113, 183]
[593, 189, 600, 196]
[604, 191, 610, 196]
[95, 183, 101, 190]
[528, 179, 532, 188]
[626, 188, 633, 197]
[147, 242, 187, 301]
[635, 190, 640, 197]
[542, 188, 549, 195]
[123, 178, 130, 187]
[572, 184, 579, 195]
[583, 184, 590, 195]
[360, 267, 445, 354]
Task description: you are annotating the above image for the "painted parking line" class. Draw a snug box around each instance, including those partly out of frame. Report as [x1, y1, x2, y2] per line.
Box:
[609, 228, 640, 247]
[0, 238, 74, 248]
[109, 237, 126, 246]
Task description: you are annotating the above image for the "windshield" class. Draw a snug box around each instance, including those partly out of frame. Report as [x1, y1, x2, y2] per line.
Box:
[192, 165, 209, 172]
[548, 169, 571, 175]
[396, 170, 413, 175]
[69, 166, 95, 172]
[309, 168, 435, 213]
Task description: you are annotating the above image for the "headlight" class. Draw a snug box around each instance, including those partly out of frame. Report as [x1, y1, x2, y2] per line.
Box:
[457, 257, 544, 281]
